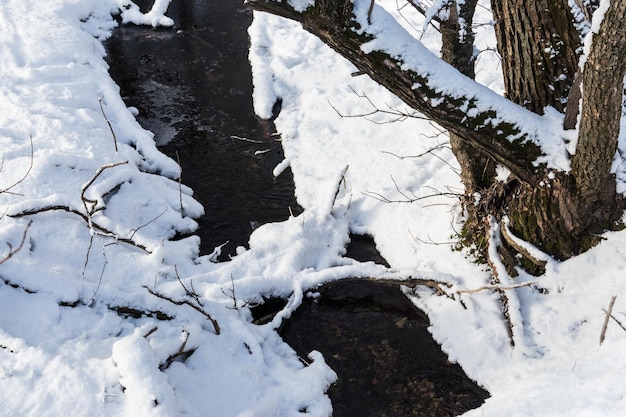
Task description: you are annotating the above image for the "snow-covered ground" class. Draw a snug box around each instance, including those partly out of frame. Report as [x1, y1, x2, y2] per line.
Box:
[1, 0, 625, 416]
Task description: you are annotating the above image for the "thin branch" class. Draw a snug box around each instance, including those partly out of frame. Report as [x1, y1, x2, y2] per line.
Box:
[381, 142, 451, 160]
[82, 234, 95, 279]
[229, 135, 263, 144]
[98, 96, 118, 152]
[457, 281, 538, 294]
[608, 313, 626, 333]
[175, 151, 184, 215]
[221, 274, 239, 309]
[128, 207, 168, 241]
[143, 285, 220, 335]
[600, 295, 617, 345]
[329, 86, 429, 124]
[0, 220, 32, 265]
[331, 165, 350, 210]
[81, 161, 128, 218]
[159, 327, 195, 371]
[89, 242, 111, 301]
[175, 265, 203, 307]
[363, 176, 461, 204]
[0, 135, 34, 196]
[9, 205, 150, 253]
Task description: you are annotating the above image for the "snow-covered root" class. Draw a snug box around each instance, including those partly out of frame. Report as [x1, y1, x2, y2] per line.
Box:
[117, 0, 174, 28]
[485, 215, 545, 353]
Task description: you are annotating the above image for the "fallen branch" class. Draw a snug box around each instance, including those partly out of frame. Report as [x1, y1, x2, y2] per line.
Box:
[143, 285, 221, 335]
[9, 205, 150, 253]
[457, 281, 538, 294]
[108, 305, 173, 321]
[600, 295, 617, 345]
[0, 135, 34, 196]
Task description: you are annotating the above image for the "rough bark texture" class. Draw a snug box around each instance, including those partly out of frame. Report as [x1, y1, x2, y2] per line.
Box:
[491, 0, 580, 114]
[571, 1, 626, 232]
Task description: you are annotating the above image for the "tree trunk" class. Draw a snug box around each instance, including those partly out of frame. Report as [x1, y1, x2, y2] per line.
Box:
[441, 1, 496, 194]
[491, 0, 580, 114]
[571, 1, 626, 232]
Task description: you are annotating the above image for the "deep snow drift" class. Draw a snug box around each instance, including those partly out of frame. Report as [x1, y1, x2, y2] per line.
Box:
[1, 0, 626, 416]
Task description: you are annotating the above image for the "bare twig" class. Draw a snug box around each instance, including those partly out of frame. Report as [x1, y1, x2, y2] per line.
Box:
[89, 242, 111, 301]
[363, 176, 461, 204]
[0, 220, 32, 265]
[9, 205, 150, 252]
[82, 234, 95, 279]
[229, 135, 263, 144]
[128, 207, 168, 241]
[608, 313, 626, 333]
[457, 281, 538, 294]
[175, 265, 203, 307]
[600, 295, 617, 345]
[329, 86, 429, 124]
[381, 143, 451, 160]
[331, 165, 350, 210]
[143, 285, 220, 335]
[0, 135, 34, 196]
[98, 96, 118, 152]
[81, 161, 128, 219]
[221, 274, 239, 309]
[175, 151, 184, 215]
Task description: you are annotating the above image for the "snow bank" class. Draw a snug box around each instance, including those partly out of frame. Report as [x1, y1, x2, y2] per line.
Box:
[3, 0, 626, 416]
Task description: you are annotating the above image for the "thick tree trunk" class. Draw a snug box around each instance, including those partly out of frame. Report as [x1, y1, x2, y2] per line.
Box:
[500, 1, 626, 254]
[491, 0, 580, 114]
[570, 1, 626, 233]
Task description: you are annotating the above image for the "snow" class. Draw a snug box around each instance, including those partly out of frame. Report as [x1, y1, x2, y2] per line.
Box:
[1, 0, 626, 416]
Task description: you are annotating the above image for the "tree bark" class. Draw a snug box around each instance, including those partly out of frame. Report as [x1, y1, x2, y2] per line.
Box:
[491, 0, 580, 114]
[571, 1, 626, 231]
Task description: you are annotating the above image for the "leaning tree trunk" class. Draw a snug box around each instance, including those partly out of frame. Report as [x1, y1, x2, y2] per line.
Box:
[247, 0, 626, 265]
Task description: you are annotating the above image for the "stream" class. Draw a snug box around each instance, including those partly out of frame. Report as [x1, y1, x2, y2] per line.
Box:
[104, 1, 489, 415]
[105, 0, 300, 261]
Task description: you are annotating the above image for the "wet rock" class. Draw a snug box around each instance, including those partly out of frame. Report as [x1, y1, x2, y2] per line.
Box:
[280, 279, 489, 417]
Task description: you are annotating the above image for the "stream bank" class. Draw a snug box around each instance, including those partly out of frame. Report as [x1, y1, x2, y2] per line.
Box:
[104, 1, 489, 415]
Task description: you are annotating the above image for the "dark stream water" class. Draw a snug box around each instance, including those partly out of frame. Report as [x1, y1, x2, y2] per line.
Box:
[105, 1, 488, 415]
[105, 0, 300, 260]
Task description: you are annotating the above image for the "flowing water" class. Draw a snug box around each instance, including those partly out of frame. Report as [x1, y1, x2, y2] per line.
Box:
[105, 1, 488, 414]
[105, 0, 300, 260]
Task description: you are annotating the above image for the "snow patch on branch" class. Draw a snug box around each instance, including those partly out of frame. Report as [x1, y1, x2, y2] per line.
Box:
[118, 0, 174, 28]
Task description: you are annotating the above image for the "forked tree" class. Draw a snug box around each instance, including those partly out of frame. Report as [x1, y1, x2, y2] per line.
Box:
[247, 0, 626, 273]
